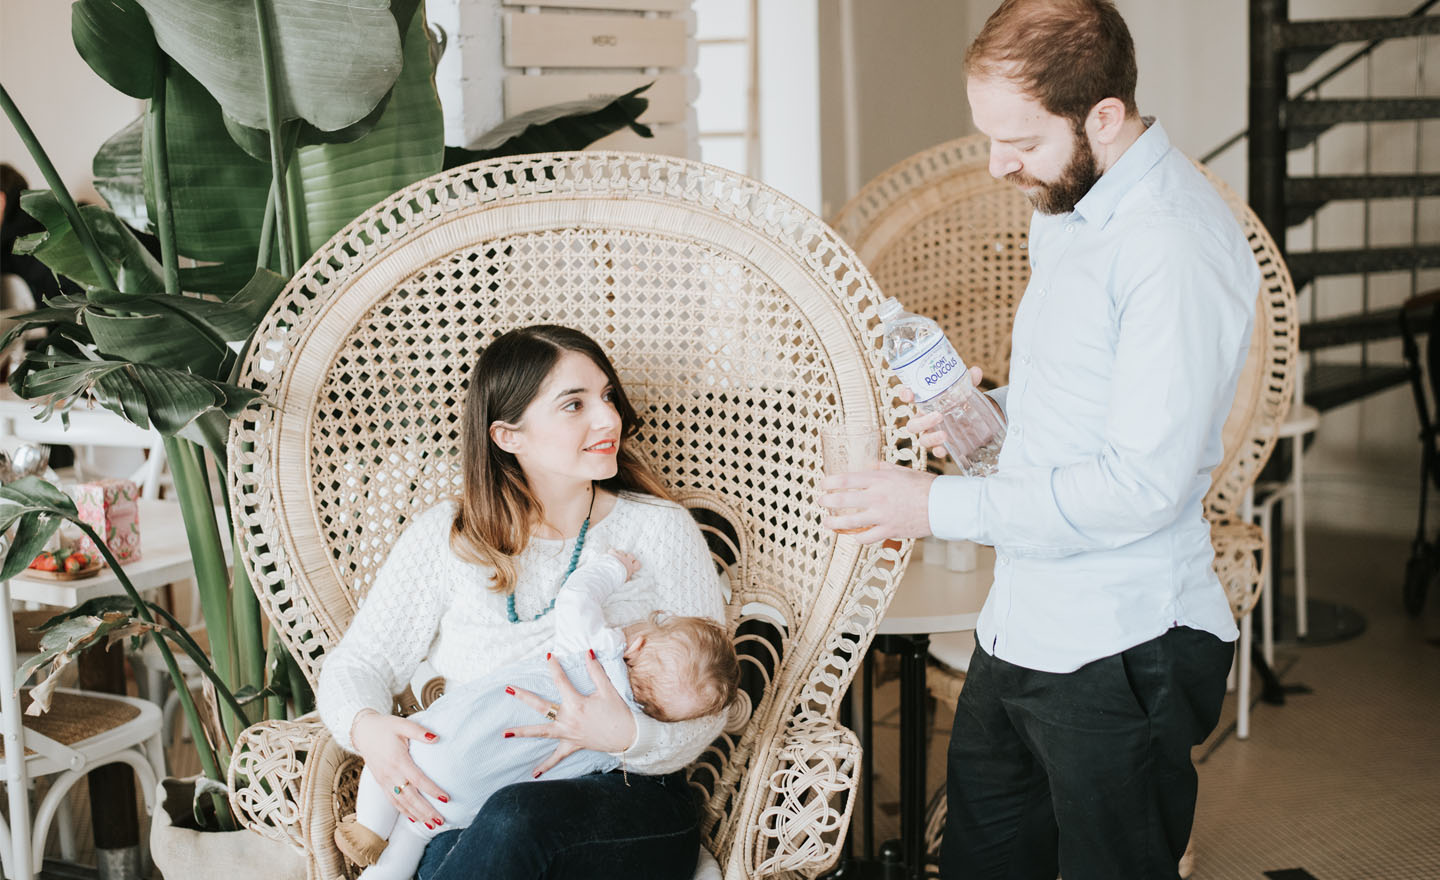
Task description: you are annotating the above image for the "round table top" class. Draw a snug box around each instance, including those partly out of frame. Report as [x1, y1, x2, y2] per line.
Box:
[879, 543, 995, 636]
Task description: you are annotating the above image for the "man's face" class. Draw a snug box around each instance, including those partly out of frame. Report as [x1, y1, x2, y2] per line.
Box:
[967, 75, 1100, 215]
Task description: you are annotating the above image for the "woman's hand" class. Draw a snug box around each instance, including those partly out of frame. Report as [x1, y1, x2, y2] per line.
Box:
[505, 653, 638, 777]
[350, 709, 451, 827]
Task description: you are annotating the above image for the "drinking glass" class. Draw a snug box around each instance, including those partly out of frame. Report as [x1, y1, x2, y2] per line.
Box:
[820, 422, 881, 535]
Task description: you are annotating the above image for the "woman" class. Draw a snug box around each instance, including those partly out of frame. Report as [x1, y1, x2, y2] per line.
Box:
[316, 325, 727, 879]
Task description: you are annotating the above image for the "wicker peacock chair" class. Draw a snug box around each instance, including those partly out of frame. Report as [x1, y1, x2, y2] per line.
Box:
[220, 153, 924, 879]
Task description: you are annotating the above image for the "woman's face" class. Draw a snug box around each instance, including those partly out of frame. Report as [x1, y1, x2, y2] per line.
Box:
[496, 350, 623, 485]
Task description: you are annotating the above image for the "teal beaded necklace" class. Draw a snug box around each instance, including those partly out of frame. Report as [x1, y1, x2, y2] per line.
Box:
[506, 483, 596, 624]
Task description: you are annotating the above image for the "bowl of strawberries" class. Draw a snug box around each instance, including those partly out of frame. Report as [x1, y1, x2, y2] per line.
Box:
[27, 548, 103, 580]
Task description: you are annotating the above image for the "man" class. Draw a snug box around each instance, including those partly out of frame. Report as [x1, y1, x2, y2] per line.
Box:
[820, 1, 1259, 878]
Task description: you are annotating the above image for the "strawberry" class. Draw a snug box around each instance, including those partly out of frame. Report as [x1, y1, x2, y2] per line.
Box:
[29, 552, 60, 572]
[63, 552, 89, 573]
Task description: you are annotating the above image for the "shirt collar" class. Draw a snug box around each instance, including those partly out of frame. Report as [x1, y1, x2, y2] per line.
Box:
[1071, 117, 1168, 229]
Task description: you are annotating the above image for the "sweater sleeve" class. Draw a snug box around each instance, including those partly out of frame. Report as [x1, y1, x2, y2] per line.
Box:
[316, 506, 461, 752]
[613, 501, 729, 774]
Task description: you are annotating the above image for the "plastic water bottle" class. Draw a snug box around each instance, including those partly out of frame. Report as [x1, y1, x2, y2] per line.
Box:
[878, 297, 1006, 476]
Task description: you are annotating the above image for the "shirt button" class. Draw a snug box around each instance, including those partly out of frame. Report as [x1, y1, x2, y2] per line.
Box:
[1065, 223, 1075, 233]
[1022, 355, 1032, 366]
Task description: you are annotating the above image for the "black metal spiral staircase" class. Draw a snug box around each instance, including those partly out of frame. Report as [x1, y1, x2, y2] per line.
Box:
[1239, 0, 1440, 411]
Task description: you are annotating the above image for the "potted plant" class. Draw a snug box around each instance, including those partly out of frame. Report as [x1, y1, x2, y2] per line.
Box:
[1, 0, 653, 849]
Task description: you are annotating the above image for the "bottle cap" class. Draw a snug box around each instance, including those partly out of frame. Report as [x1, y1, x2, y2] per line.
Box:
[877, 297, 902, 321]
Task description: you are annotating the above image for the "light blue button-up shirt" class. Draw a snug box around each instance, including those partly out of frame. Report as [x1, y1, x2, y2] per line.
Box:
[928, 120, 1257, 673]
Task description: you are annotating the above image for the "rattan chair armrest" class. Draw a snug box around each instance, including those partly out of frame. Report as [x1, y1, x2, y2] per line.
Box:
[743, 715, 862, 878]
[1212, 521, 1266, 619]
[228, 715, 361, 880]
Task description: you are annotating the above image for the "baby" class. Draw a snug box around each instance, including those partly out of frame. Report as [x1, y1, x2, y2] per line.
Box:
[335, 548, 739, 880]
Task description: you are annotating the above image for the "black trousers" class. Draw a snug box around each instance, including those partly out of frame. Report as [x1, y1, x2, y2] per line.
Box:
[940, 626, 1233, 880]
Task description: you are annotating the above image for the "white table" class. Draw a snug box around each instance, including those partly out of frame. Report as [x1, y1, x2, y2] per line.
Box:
[0, 387, 165, 497]
[859, 544, 995, 879]
[7, 500, 220, 606]
[879, 545, 995, 636]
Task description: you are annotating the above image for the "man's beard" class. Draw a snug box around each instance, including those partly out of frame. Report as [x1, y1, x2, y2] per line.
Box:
[1007, 128, 1100, 215]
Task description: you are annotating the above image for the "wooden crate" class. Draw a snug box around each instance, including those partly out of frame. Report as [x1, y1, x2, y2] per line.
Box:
[505, 12, 686, 69]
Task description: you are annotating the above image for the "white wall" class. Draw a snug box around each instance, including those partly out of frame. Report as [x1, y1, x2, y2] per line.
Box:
[817, 0, 974, 217]
[1, 0, 144, 205]
[757, 0, 821, 212]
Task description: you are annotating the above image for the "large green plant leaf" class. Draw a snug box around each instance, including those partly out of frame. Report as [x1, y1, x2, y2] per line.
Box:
[293, 2, 444, 252]
[15, 193, 161, 293]
[0, 478, 80, 581]
[9, 350, 259, 437]
[71, 0, 159, 100]
[93, 117, 150, 235]
[147, 65, 272, 291]
[444, 85, 652, 168]
[135, 0, 404, 133]
[92, 67, 271, 293]
[218, 0, 427, 161]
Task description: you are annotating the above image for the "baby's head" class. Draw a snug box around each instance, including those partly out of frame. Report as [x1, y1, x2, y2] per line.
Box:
[623, 614, 739, 723]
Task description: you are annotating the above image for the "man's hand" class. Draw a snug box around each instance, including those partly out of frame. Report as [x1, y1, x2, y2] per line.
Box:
[819, 462, 937, 544]
[901, 364, 986, 458]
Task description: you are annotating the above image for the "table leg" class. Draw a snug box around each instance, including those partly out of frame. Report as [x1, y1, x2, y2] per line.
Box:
[861, 649, 874, 860]
[78, 642, 141, 878]
[899, 634, 929, 880]
[874, 633, 930, 880]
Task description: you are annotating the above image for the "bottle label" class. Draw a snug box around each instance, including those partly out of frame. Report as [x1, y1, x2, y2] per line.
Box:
[891, 333, 966, 403]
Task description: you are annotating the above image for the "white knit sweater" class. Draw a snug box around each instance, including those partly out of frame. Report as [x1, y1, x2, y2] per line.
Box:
[316, 493, 727, 774]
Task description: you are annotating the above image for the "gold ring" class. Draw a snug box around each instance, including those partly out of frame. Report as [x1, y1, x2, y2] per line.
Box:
[392, 781, 408, 795]
[543, 704, 559, 721]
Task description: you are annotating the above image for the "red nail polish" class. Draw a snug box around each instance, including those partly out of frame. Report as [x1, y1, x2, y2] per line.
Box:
[533, 770, 542, 779]
[545, 652, 551, 661]
[504, 731, 514, 738]
[408, 817, 415, 823]
[425, 822, 433, 830]
[588, 648, 595, 659]
[505, 686, 515, 695]
[435, 817, 444, 825]
[424, 732, 437, 741]
[438, 795, 449, 803]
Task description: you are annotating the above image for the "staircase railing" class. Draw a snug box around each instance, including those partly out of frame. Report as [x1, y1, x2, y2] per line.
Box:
[1235, 0, 1440, 411]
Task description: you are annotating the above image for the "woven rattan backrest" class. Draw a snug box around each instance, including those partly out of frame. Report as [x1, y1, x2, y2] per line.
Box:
[1198, 163, 1299, 524]
[228, 153, 917, 872]
[831, 134, 1033, 385]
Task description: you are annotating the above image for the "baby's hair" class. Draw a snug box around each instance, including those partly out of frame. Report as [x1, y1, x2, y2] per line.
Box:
[629, 614, 739, 723]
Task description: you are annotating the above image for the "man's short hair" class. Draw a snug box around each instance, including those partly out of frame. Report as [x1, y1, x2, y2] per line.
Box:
[965, 0, 1139, 127]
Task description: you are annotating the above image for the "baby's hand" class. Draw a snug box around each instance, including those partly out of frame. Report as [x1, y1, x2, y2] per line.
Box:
[609, 549, 641, 579]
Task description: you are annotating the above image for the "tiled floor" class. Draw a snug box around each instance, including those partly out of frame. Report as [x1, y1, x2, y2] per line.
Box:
[23, 528, 1440, 879]
[860, 526, 1440, 879]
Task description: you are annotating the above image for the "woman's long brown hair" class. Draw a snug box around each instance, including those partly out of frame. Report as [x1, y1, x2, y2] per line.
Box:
[451, 325, 672, 594]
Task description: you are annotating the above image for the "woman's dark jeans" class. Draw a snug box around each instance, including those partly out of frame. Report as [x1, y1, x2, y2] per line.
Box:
[416, 769, 700, 880]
